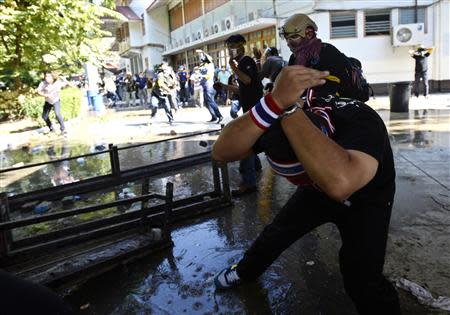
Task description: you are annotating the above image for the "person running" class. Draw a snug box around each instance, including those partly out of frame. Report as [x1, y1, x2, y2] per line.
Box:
[36, 72, 74, 135]
[212, 62, 401, 315]
[150, 65, 174, 124]
[197, 49, 223, 123]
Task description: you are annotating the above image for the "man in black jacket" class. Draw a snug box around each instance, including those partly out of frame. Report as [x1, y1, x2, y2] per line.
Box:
[410, 46, 431, 97]
[217, 34, 264, 196]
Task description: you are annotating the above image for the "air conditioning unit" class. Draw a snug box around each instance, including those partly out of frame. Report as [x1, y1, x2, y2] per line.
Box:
[196, 29, 202, 40]
[179, 39, 183, 46]
[392, 23, 425, 46]
[248, 10, 259, 21]
[192, 33, 197, 41]
[185, 36, 191, 44]
[204, 28, 209, 37]
[224, 16, 233, 31]
[213, 23, 220, 34]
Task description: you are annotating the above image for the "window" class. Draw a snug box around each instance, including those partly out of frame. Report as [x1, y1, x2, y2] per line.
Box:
[400, 7, 426, 25]
[365, 10, 391, 36]
[204, 0, 229, 14]
[169, 3, 183, 31]
[330, 12, 356, 38]
[184, 0, 202, 23]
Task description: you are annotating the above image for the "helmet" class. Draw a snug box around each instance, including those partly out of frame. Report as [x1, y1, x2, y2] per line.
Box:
[280, 14, 318, 38]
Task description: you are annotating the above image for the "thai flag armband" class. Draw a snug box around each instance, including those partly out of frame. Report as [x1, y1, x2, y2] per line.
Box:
[249, 93, 284, 130]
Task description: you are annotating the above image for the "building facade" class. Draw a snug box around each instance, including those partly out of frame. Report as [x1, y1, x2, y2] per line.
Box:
[115, 0, 450, 93]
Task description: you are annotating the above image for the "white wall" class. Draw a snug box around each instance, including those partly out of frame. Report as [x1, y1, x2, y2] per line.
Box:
[129, 22, 143, 47]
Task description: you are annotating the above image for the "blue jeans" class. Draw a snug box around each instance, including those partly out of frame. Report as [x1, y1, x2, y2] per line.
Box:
[204, 86, 222, 119]
[240, 154, 257, 187]
[230, 100, 241, 119]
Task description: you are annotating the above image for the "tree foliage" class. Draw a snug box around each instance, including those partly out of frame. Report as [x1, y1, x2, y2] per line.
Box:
[0, 0, 121, 89]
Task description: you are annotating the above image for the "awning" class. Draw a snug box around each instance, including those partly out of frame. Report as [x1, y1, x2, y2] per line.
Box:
[116, 6, 141, 21]
[120, 49, 141, 59]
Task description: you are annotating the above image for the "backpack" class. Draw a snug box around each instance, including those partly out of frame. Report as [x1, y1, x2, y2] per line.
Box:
[342, 56, 373, 102]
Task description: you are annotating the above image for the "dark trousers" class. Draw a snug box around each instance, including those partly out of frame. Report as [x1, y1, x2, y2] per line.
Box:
[0, 270, 74, 314]
[42, 101, 65, 131]
[180, 84, 188, 103]
[236, 186, 400, 315]
[151, 93, 173, 122]
[413, 71, 429, 97]
[204, 86, 222, 120]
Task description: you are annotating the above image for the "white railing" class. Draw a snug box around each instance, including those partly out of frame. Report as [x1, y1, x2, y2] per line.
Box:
[118, 38, 131, 54]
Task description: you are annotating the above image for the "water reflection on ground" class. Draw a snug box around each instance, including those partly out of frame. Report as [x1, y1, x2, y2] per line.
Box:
[1, 134, 216, 196]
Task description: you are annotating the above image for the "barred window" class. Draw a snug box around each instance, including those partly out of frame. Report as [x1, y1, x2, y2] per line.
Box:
[400, 7, 426, 24]
[365, 10, 391, 36]
[330, 12, 356, 38]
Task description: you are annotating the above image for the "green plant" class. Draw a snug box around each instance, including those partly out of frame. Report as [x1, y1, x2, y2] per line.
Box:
[0, 90, 22, 121]
[0, 87, 83, 122]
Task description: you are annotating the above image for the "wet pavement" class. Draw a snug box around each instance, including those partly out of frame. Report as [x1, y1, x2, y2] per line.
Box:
[1, 103, 450, 314]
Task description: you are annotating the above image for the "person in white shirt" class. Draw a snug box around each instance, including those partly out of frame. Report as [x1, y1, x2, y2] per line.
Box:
[189, 66, 204, 107]
[36, 72, 73, 134]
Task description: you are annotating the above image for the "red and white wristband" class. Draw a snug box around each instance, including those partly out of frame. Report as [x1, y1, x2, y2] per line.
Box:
[249, 93, 283, 130]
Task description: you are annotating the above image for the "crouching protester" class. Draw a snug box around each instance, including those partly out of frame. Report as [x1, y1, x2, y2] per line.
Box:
[212, 65, 401, 314]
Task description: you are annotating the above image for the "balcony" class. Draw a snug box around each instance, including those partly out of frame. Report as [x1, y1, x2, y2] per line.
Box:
[118, 38, 131, 54]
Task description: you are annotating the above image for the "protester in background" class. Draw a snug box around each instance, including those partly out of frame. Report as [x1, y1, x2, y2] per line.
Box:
[281, 14, 362, 103]
[217, 66, 231, 104]
[260, 47, 287, 82]
[161, 61, 180, 112]
[178, 65, 189, 107]
[146, 73, 153, 104]
[410, 45, 432, 98]
[103, 75, 118, 108]
[115, 70, 125, 101]
[36, 71, 74, 135]
[227, 75, 240, 119]
[136, 72, 148, 107]
[124, 73, 137, 107]
[252, 47, 263, 71]
[197, 49, 223, 123]
[217, 34, 263, 196]
[190, 66, 204, 108]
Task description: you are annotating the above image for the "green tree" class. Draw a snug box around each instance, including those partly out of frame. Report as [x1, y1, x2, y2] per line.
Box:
[0, 0, 121, 89]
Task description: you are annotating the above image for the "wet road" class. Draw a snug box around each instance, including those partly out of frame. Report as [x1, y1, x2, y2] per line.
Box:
[2, 108, 450, 314]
